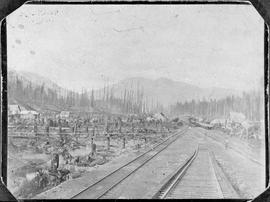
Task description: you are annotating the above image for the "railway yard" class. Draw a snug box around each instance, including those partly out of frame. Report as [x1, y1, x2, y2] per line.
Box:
[34, 126, 264, 199]
[7, 114, 265, 199]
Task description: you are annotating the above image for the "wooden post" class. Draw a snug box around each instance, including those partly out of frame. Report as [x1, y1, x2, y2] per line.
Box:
[33, 123, 38, 142]
[105, 116, 110, 150]
[91, 142, 96, 157]
[93, 123, 96, 138]
[59, 125, 62, 143]
[91, 136, 94, 145]
[122, 137, 126, 149]
[107, 135, 110, 150]
[144, 137, 147, 144]
[118, 117, 122, 134]
[90, 126, 94, 145]
[74, 122, 78, 142]
[45, 125, 50, 137]
[34, 123, 38, 134]
[58, 125, 62, 134]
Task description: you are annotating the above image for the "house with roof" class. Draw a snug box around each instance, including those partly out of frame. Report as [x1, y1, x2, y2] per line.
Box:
[20, 110, 39, 120]
[8, 104, 22, 116]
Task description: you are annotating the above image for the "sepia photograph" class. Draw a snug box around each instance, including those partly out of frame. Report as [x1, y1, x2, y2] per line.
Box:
[5, 3, 266, 199]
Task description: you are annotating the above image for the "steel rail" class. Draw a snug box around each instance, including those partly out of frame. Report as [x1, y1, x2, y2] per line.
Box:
[152, 145, 199, 199]
[71, 127, 188, 199]
[98, 130, 188, 199]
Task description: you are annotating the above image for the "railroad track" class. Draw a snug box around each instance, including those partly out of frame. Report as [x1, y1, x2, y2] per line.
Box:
[71, 127, 188, 199]
[152, 144, 239, 199]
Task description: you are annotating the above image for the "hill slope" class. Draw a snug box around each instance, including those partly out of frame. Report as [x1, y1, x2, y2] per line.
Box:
[8, 70, 241, 109]
[108, 77, 241, 106]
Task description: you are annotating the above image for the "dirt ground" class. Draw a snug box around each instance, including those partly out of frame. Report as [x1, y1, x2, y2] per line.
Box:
[7, 129, 171, 199]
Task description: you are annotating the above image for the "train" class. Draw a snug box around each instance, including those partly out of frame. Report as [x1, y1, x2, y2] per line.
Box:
[188, 117, 214, 130]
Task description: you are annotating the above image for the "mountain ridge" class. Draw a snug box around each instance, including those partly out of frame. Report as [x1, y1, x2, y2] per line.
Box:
[109, 77, 241, 106]
[8, 70, 241, 107]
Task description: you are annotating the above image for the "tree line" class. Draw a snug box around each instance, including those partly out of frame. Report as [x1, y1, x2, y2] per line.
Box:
[8, 75, 163, 114]
[169, 91, 264, 121]
[10, 73, 262, 120]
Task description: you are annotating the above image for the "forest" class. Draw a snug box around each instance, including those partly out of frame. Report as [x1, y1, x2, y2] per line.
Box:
[8, 73, 264, 121]
[8, 74, 155, 114]
[169, 91, 264, 121]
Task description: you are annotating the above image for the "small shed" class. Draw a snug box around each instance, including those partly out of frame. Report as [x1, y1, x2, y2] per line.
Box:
[8, 104, 21, 116]
[59, 111, 71, 119]
[153, 112, 167, 122]
[20, 110, 39, 119]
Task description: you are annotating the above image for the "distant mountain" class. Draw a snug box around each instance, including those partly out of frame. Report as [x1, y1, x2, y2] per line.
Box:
[8, 70, 68, 111]
[107, 77, 241, 106]
[8, 70, 63, 94]
[8, 70, 241, 108]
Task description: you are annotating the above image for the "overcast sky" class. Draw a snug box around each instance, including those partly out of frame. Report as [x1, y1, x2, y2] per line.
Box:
[7, 4, 264, 92]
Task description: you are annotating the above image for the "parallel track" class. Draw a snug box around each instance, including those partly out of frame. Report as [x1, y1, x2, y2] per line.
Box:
[153, 144, 239, 199]
[72, 128, 188, 199]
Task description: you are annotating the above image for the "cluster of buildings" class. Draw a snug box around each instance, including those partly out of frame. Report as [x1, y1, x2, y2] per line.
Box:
[8, 104, 39, 121]
[208, 112, 262, 139]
